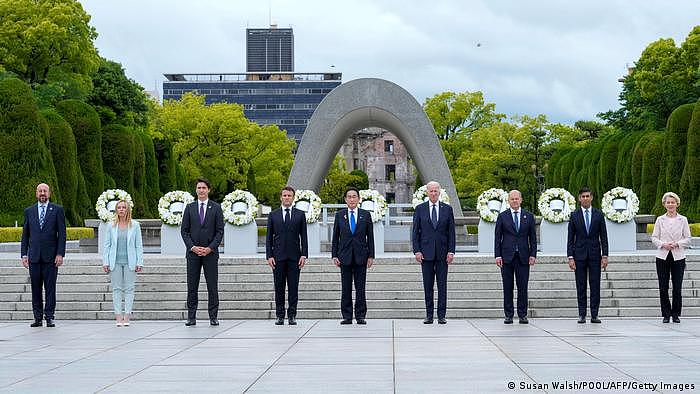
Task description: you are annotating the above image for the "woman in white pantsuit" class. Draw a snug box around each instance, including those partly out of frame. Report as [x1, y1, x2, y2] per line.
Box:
[102, 200, 144, 326]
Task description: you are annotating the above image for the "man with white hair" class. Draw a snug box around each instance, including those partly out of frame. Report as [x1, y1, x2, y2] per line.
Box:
[412, 181, 456, 324]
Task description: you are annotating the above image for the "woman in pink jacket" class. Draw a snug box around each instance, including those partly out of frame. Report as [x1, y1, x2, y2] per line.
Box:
[651, 192, 692, 323]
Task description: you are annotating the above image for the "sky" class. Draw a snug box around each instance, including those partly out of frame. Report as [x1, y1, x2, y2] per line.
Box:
[80, 0, 700, 125]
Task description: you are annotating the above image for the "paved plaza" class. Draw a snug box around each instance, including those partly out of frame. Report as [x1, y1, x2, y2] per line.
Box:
[0, 318, 698, 393]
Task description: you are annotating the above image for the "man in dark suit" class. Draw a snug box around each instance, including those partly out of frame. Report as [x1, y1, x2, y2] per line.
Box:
[412, 181, 456, 324]
[495, 189, 537, 324]
[181, 178, 224, 326]
[266, 186, 308, 326]
[332, 187, 374, 325]
[567, 187, 609, 324]
[21, 183, 66, 328]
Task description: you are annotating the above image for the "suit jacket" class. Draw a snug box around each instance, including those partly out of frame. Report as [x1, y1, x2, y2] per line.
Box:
[180, 200, 224, 256]
[102, 220, 144, 271]
[411, 201, 456, 261]
[21, 202, 66, 263]
[567, 207, 609, 262]
[332, 208, 374, 266]
[494, 208, 537, 265]
[266, 206, 308, 261]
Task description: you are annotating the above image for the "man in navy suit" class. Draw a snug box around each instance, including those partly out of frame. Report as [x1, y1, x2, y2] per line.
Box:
[332, 187, 374, 325]
[567, 187, 609, 324]
[412, 181, 456, 324]
[181, 178, 224, 326]
[21, 183, 66, 328]
[266, 186, 308, 326]
[495, 190, 537, 324]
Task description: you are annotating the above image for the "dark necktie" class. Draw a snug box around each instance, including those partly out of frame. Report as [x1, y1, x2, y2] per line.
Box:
[285, 208, 290, 224]
[431, 204, 438, 228]
[199, 202, 205, 225]
[585, 209, 590, 234]
[350, 210, 356, 234]
[513, 211, 520, 233]
[39, 204, 46, 229]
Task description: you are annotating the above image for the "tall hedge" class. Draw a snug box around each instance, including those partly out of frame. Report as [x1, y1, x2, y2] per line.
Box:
[568, 149, 589, 194]
[56, 100, 104, 206]
[557, 150, 577, 189]
[154, 138, 177, 193]
[615, 133, 638, 188]
[586, 143, 604, 206]
[639, 133, 664, 213]
[131, 128, 148, 217]
[0, 78, 60, 225]
[545, 147, 571, 187]
[101, 124, 135, 201]
[139, 131, 161, 217]
[41, 109, 84, 226]
[631, 132, 654, 193]
[679, 100, 700, 221]
[598, 134, 620, 196]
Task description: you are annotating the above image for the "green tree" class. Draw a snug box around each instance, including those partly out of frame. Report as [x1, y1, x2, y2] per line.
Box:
[630, 132, 654, 193]
[660, 103, 693, 198]
[679, 100, 700, 220]
[0, 0, 99, 91]
[0, 78, 60, 225]
[56, 99, 103, 207]
[319, 155, 365, 203]
[599, 26, 700, 131]
[87, 58, 150, 127]
[139, 130, 161, 217]
[101, 124, 136, 202]
[349, 169, 370, 190]
[639, 133, 665, 213]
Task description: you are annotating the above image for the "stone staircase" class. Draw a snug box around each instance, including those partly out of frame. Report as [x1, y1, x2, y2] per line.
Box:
[1, 253, 699, 320]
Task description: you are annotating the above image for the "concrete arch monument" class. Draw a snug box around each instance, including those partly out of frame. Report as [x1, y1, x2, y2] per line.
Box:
[288, 78, 462, 214]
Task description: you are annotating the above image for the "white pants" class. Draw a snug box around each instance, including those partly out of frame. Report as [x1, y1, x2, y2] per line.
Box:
[111, 264, 136, 314]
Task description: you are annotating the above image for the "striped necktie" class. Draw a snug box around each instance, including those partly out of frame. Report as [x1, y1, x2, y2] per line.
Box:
[39, 204, 46, 229]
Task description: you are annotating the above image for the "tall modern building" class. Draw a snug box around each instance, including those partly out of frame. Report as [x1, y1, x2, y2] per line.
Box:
[162, 25, 340, 143]
[246, 26, 294, 72]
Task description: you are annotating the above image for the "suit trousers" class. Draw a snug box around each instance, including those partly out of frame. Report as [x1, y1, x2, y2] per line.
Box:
[29, 261, 58, 321]
[186, 254, 219, 320]
[500, 253, 530, 318]
[574, 258, 602, 318]
[273, 258, 300, 318]
[111, 263, 136, 315]
[421, 259, 448, 319]
[340, 263, 367, 320]
[656, 252, 685, 318]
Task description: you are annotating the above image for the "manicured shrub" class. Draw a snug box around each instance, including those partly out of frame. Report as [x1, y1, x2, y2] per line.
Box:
[639, 133, 664, 213]
[679, 100, 700, 221]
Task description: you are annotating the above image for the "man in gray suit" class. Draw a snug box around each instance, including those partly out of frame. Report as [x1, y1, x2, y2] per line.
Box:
[181, 178, 224, 326]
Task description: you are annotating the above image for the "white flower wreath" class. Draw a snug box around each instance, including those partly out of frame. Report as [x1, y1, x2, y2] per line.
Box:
[95, 189, 134, 222]
[476, 188, 509, 223]
[359, 189, 388, 223]
[158, 190, 194, 226]
[412, 184, 450, 209]
[293, 189, 322, 224]
[538, 188, 576, 223]
[601, 187, 639, 223]
[221, 190, 259, 226]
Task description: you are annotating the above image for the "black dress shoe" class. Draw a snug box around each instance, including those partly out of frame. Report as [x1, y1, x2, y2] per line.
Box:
[45, 319, 55, 327]
[662, 317, 670, 323]
[356, 318, 367, 325]
[275, 318, 284, 325]
[288, 317, 297, 325]
[438, 318, 447, 324]
[504, 317, 513, 324]
[590, 317, 601, 324]
[423, 318, 434, 324]
[340, 319, 352, 325]
[30, 320, 42, 327]
[672, 316, 681, 323]
[185, 319, 196, 326]
[210, 319, 219, 326]
[578, 316, 586, 324]
[518, 317, 529, 324]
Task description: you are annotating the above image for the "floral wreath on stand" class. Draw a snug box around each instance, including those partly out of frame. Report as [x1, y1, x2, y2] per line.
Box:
[158, 191, 194, 226]
[293, 189, 322, 224]
[359, 189, 388, 223]
[476, 188, 509, 223]
[538, 188, 576, 223]
[221, 190, 259, 226]
[601, 187, 639, 223]
[96, 189, 133, 222]
[411, 184, 450, 209]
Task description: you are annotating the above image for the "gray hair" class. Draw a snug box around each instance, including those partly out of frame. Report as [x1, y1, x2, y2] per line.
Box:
[662, 192, 680, 206]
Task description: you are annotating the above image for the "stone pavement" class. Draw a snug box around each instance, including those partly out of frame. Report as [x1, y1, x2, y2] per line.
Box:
[1, 319, 699, 393]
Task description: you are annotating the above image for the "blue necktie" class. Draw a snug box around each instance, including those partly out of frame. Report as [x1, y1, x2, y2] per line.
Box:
[585, 209, 590, 234]
[39, 204, 46, 229]
[350, 210, 356, 234]
[513, 211, 520, 233]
